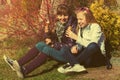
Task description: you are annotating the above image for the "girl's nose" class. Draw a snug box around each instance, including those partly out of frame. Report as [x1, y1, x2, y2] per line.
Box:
[61, 15, 65, 19]
[78, 20, 81, 24]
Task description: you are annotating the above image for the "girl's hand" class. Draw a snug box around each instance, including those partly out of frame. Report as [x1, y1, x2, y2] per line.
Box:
[71, 45, 78, 54]
[45, 38, 52, 44]
[66, 26, 78, 40]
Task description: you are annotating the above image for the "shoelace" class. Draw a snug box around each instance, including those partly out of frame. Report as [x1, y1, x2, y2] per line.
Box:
[63, 64, 71, 69]
[6, 57, 14, 66]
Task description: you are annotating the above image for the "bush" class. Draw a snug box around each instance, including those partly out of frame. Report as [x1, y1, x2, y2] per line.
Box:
[0, 0, 48, 43]
[90, 0, 120, 50]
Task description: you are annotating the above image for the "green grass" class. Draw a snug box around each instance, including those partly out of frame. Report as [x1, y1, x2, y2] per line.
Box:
[0, 57, 71, 80]
[1, 38, 120, 80]
[0, 39, 75, 80]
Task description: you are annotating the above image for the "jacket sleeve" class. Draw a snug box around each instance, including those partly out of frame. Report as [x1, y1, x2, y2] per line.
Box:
[76, 24, 102, 47]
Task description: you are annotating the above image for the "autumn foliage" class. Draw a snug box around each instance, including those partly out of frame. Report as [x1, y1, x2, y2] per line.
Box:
[0, 0, 55, 42]
[0, 0, 119, 49]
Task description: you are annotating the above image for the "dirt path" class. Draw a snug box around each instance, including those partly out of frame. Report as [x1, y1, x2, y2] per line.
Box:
[68, 57, 120, 80]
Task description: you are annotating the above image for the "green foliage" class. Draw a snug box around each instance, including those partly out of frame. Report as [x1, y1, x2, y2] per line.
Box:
[90, 0, 120, 49]
[111, 49, 120, 57]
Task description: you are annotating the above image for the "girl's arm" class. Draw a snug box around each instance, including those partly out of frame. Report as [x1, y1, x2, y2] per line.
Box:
[65, 27, 78, 40]
[76, 23, 102, 47]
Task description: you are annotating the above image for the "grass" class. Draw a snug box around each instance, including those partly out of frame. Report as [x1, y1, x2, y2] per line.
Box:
[0, 57, 71, 80]
[0, 38, 120, 80]
[0, 39, 76, 80]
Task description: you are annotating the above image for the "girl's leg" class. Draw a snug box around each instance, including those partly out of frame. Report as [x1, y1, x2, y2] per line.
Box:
[77, 42, 106, 67]
[42, 46, 79, 66]
[61, 46, 79, 66]
[57, 47, 86, 73]
[4, 42, 48, 78]
[18, 42, 47, 66]
[22, 53, 48, 75]
[18, 47, 39, 66]
[42, 46, 67, 62]
[22, 45, 67, 75]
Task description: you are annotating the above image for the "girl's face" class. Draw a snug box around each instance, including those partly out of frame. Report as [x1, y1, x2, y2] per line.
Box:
[57, 14, 68, 24]
[77, 12, 87, 28]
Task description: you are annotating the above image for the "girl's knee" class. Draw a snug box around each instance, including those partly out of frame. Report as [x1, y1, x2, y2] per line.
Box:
[88, 42, 99, 49]
[35, 42, 47, 51]
[36, 42, 46, 46]
[42, 46, 54, 55]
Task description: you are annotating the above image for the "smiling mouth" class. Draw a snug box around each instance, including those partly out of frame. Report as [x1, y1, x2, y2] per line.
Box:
[78, 23, 83, 26]
[60, 19, 67, 22]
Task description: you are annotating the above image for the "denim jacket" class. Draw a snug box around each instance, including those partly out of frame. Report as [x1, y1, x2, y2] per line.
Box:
[76, 23, 106, 55]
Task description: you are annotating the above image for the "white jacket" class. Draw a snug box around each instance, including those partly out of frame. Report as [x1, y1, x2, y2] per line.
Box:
[76, 23, 106, 55]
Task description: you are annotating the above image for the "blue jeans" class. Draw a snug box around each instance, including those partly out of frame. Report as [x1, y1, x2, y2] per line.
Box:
[62, 42, 106, 67]
[77, 43, 106, 67]
[35, 42, 66, 62]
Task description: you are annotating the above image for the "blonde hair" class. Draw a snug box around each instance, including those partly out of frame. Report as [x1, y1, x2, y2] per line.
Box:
[75, 7, 97, 23]
[75, 7, 97, 33]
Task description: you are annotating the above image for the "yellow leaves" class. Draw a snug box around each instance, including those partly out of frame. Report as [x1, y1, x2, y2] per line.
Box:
[90, 0, 120, 49]
[114, 15, 120, 28]
[99, 0, 104, 5]
[114, 30, 119, 35]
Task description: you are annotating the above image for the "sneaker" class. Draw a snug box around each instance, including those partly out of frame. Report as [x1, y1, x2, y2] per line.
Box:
[16, 69, 24, 78]
[3, 55, 24, 78]
[13, 62, 24, 78]
[57, 63, 71, 73]
[3, 55, 16, 71]
[58, 64, 87, 73]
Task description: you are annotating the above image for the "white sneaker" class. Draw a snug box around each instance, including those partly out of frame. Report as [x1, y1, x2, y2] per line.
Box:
[57, 63, 70, 73]
[3, 55, 16, 71]
[16, 69, 24, 78]
[58, 64, 87, 73]
[3, 55, 24, 78]
[13, 61, 24, 78]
